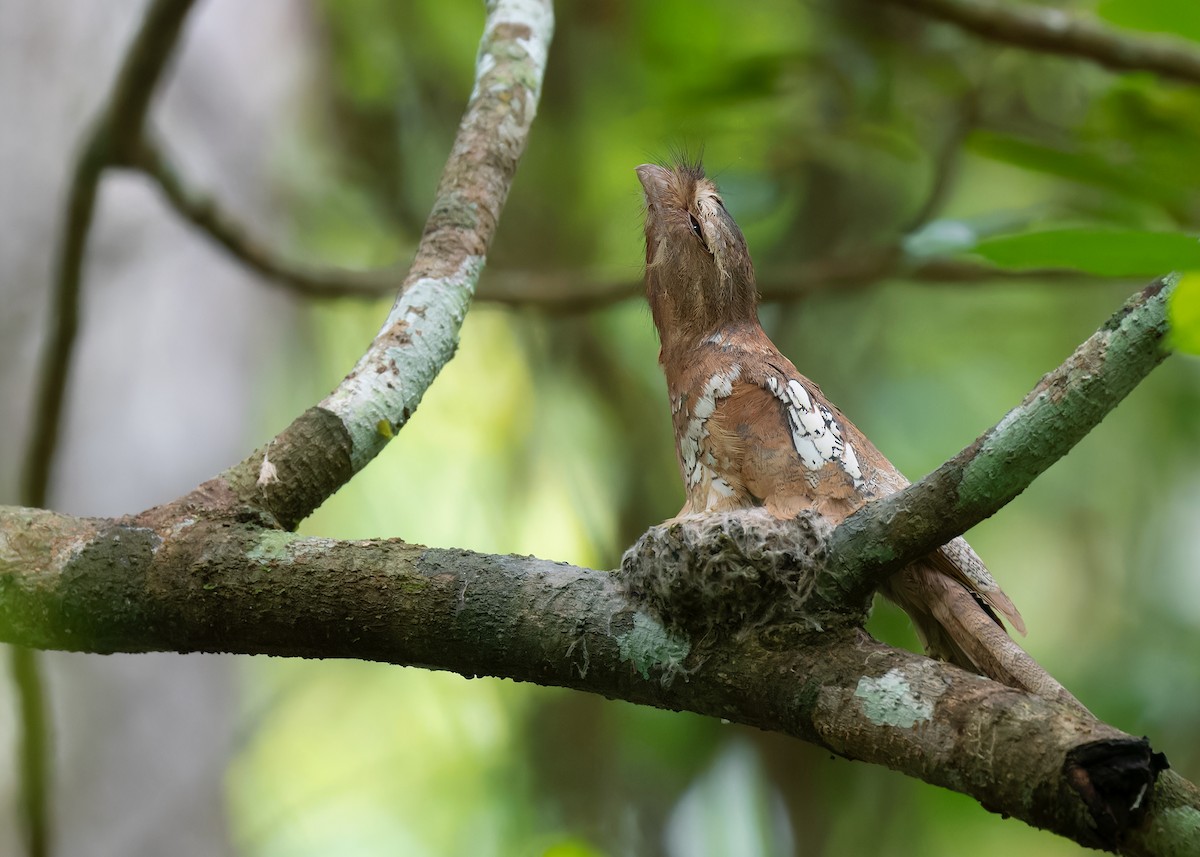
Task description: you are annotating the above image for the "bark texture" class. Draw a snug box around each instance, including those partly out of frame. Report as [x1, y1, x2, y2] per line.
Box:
[0, 505, 1195, 854]
[7, 0, 1198, 853]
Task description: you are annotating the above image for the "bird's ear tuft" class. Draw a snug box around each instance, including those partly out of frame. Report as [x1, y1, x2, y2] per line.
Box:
[666, 141, 705, 180]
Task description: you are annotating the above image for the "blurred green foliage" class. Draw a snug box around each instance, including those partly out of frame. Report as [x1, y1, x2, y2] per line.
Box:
[230, 1, 1200, 854]
[971, 228, 1200, 274]
[1170, 272, 1200, 354]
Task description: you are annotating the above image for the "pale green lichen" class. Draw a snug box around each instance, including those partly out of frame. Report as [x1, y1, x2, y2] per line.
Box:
[616, 611, 690, 681]
[854, 667, 935, 728]
[1153, 805, 1200, 846]
[247, 532, 342, 566]
[247, 530, 302, 564]
[322, 255, 485, 473]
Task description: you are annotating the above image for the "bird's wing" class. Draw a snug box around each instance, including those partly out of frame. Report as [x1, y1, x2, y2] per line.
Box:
[705, 359, 1027, 635]
[704, 365, 874, 523]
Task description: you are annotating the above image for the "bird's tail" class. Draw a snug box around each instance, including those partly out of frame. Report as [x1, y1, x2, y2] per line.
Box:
[883, 563, 1090, 717]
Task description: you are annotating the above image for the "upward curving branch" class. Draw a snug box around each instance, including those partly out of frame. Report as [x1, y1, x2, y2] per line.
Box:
[172, 0, 554, 531]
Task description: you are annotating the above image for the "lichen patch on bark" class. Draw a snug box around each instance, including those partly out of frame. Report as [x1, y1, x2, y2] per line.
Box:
[616, 611, 690, 682]
[854, 665, 939, 728]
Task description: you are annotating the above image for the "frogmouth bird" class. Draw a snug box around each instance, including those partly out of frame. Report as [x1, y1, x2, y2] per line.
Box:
[637, 160, 1080, 706]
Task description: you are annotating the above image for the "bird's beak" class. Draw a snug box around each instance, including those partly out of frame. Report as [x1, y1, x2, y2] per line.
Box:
[636, 163, 670, 208]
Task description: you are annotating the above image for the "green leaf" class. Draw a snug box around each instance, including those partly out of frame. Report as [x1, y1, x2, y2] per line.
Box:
[1168, 271, 1200, 355]
[967, 131, 1185, 208]
[1097, 0, 1200, 44]
[971, 229, 1200, 276]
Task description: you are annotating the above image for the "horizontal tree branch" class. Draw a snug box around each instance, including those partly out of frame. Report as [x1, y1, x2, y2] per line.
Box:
[826, 276, 1175, 606]
[0, 505, 1193, 853]
[478, 252, 1102, 312]
[879, 0, 1200, 86]
[118, 141, 1114, 312]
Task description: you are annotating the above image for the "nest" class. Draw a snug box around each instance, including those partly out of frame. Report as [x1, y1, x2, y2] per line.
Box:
[619, 509, 833, 639]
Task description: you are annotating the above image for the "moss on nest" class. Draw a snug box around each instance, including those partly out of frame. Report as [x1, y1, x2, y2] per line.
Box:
[619, 509, 836, 639]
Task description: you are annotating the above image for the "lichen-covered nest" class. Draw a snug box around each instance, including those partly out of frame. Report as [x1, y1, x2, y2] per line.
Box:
[619, 509, 833, 639]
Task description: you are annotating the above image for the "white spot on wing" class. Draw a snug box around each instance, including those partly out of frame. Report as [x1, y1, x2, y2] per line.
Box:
[790, 430, 825, 470]
[786, 379, 812, 411]
[680, 366, 742, 488]
[705, 476, 735, 508]
[797, 407, 825, 437]
[767, 375, 865, 489]
[841, 435, 863, 483]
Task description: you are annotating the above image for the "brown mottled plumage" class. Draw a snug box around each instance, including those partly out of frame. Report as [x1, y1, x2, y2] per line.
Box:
[637, 161, 1083, 709]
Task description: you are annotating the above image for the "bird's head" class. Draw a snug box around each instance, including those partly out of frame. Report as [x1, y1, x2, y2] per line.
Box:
[636, 161, 758, 361]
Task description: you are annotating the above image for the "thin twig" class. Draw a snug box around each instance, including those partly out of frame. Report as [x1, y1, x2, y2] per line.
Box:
[22, 0, 198, 508]
[825, 277, 1174, 606]
[9, 649, 48, 857]
[124, 138, 1105, 312]
[130, 96, 1104, 312]
[903, 89, 979, 233]
[481, 255, 1101, 312]
[134, 138, 401, 299]
[879, 0, 1200, 85]
[15, 3, 199, 857]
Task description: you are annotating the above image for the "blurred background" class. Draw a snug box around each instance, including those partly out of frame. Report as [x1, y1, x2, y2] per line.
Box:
[2, 0, 1200, 855]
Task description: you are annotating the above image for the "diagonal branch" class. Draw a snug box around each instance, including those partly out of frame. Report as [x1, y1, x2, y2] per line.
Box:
[824, 276, 1174, 607]
[878, 0, 1200, 86]
[0, 506, 1193, 853]
[169, 0, 554, 531]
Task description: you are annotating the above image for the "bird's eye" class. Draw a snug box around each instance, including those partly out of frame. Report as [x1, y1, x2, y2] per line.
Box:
[687, 212, 709, 250]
